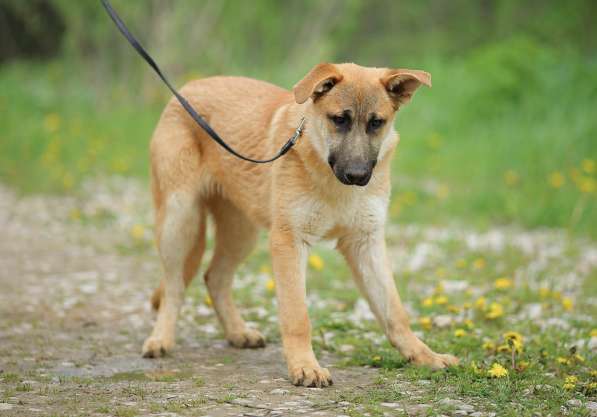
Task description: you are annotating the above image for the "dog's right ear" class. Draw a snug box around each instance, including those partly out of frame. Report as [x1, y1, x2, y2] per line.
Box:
[293, 63, 343, 104]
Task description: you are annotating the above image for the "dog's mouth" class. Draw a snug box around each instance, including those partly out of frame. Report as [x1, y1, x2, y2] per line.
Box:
[328, 155, 375, 187]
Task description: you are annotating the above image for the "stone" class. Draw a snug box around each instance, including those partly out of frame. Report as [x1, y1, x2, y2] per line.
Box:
[566, 399, 582, 407]
[269, 388, 289, 395]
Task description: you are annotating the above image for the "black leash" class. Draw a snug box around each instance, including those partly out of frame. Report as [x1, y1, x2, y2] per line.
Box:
[100, 0, 304, 163]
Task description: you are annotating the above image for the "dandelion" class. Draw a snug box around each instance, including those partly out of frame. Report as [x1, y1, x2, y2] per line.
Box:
[485, 302, 504, 320]
[517, 360, 530, 371]
[578, 177, 596, 193]
[561, 297, 573, 311]
[487, 363, 508, 378]
[482, 340, 495, 351]
[434, 283, 445, 294]
[455, 258, 467, 269]
[470, 361, 483, 375]
[539, 287, 551, 299]
[259, 264, 271, 274]
[265, 279, 275, 292]
[130, 224, 145, 240]
[472, 257, 486, 270]
[372, 355, 382, 362]
[494, 277, 513, 290]
[503, 170, 520, 187]
[454, 329, 467, 337]
[463, 302, 472, 309]
[464, 319, 474, 329]
[436, 184, 450, 200]
[503, 331, 523, 345]
[497, 344, 511, 353]
[419, 317, 432, 330]
[557, 356, 571, 365]
[448, 305, 461, 313]
[474, 296, 487, 310]
[563, 375, 577, 390]
[421, 297, 434, 307]
[43, 113, 61, 133]
[308, 254, 324, 271]
[591, 329, 597, 337]
[434, 295, 449, 305]
[582, 159, 595, 174]
[548, 171, 565, 188]
[204, 295, 213, 307]
[573, 353, 585, 363]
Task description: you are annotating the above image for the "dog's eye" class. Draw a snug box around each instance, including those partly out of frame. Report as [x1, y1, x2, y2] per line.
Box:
[331, 115, 348, 126]
[367, 118, 385, 131]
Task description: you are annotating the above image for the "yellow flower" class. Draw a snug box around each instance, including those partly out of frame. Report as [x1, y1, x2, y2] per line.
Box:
[561, 297, 573, 311]
[204, 295, 213, 306]
[265, 279, 275, 292]
[421, 297, 434, 307]
[517, 360, 530, 371]
[573, 354, 585, 363]
[448, 305, 461, 313]
[503, 331, 523, 345]
[482, 341, 495, 351]
[130, 224, 145, 240]
[434, 295, 449, 306]
[591, 329, 597, 337]
[435, 268, 447, 278]
[563, 375, 577, 390]
[494, 277, 513, 290]
[591, 370, 597, 377]
[69, 208, 81, 221]
[419, 317, 432, 330]
[557, 356, 570, 365]
[308, 254, 324, 271]
[454, 329, 467, 337]
[472, 257, 486, 270]
[372, 355, 382, 362]
[456, 258, 467, 269]
[485, 302, 504, 320]
[463, 302, 472, 309]
[548, 171, 565, 188]
[582, 159, 595, 174]
[43, 113, 61, 133]
[474, 297, 487, 310]
[464, 319, 474, 329]
[503, 332, 524, 353]
[259, 264, 271, 274]
[539, 287, 551, 299]
[578, 177, 596, 193]
[503, 170, 520, 187]
[487, 363, 508, 378]
[497, 344, 511, 353]
[434, 283, 445, 294]
[470, 361, 483, 375]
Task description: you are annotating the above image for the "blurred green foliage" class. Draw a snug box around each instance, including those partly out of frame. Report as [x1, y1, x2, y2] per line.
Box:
[0, 0, 595, 236]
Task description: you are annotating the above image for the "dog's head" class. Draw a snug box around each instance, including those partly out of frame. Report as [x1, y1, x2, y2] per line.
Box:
[293, 63, 431, 186]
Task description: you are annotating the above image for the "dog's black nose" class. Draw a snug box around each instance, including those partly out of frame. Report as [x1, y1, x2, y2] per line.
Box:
[344, 166, 371, 186]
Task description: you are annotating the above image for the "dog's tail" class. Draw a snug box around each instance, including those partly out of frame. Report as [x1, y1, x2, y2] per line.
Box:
[150, 208, 207, 311]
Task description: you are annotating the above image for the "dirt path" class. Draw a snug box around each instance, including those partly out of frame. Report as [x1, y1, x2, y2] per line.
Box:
[0, 181, 402, 417]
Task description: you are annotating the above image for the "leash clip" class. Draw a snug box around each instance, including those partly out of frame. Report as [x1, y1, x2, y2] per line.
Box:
[290, 117, 306, 145]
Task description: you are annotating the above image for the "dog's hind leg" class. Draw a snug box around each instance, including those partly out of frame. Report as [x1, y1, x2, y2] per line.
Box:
[150, 209, 206, 311]
[204, 196, 265, 348]
[142, 190, 203, 358]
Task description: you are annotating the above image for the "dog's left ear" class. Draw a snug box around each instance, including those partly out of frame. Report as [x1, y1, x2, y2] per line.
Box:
[380, 69, 431, 108]
[293, 63, 343, 104]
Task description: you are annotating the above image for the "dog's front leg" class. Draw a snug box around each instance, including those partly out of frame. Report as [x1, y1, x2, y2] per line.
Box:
[338, 231, 459, 369]
[270, 227, 333, 387]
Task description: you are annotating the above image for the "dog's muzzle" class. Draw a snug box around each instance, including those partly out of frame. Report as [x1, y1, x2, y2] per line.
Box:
[328, 155, 376, 187]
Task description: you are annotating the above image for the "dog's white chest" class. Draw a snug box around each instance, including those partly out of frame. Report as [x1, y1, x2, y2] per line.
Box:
[290, 192, 388, 244]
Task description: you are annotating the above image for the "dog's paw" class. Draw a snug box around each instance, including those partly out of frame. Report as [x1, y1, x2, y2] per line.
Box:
[142, 336, 172, 358]
[227, 328, 266, 349]
[289, 365, 333, 388]
[409, 348, 459, 369]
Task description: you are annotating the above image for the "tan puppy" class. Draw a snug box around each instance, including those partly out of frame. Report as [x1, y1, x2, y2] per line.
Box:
[144, 62, 458, 387]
